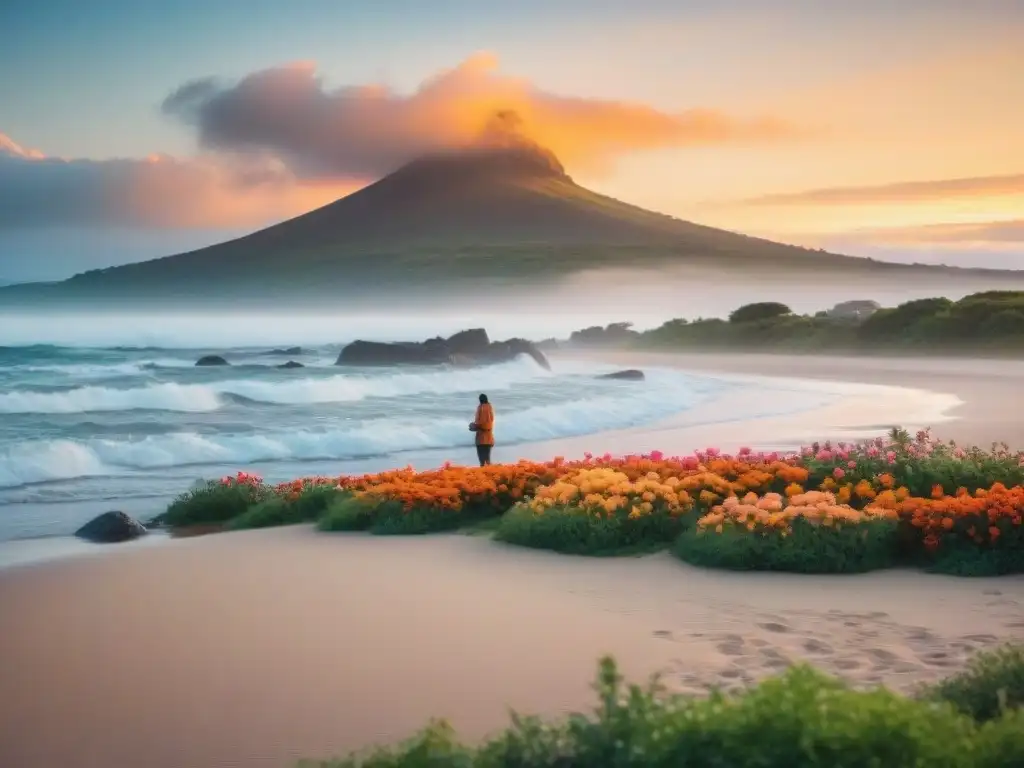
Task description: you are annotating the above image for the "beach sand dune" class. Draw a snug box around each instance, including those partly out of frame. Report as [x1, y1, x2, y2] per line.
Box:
[1, 527, 1021, 768]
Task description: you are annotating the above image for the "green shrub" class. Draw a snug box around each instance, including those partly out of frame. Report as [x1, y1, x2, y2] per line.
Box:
[290, 484, 348, 521]
[924, 644, 1024, 722]
[225, 496, 310, 530]
[974, 708, 1024, 767]
[674, 518, 899, 574]
[728, 301, 791, 324]
[317, 495, 475, 535]
[925, 540, 1024, 577]
[160, 478, 270, 527]
[298, 656, 1018, 767]
[317, 494, 386, 532]
[494, 505, 684, 555]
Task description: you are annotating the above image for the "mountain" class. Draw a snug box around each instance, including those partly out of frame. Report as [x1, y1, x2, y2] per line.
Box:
[3, 140, 1022, 307]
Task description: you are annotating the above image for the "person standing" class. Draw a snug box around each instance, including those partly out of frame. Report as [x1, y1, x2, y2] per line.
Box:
[470, 393, 495, 466]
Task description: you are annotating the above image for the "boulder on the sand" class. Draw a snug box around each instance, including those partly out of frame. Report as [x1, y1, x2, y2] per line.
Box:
[277, 360, 305, 369]
[264, 347, 303, 356]
[334, 329, 551, 370]
[195, 355, 229, 366]
[75, 511, 147, 543]
[598, 369, 645, 381]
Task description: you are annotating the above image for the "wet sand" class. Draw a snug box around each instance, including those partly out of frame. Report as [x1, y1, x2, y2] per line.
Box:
[573, 351, 1024, 450]
[1, 527, 1022, 768]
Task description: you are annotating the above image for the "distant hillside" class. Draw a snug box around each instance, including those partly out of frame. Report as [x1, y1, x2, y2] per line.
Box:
[2, 141, 1022, 307]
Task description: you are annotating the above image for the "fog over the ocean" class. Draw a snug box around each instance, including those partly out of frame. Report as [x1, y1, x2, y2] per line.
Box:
[3, 264, 1023, 348]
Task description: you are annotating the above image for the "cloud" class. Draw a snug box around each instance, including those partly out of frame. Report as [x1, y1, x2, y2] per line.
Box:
[0, 132, 355, 229]
[840, 219, 1024, 245]
[162, 52, 799, 180]
[736, 173, 1024, 207]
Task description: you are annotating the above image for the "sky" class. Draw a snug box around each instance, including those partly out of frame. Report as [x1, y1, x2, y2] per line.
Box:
[1, 0, 1022, 281]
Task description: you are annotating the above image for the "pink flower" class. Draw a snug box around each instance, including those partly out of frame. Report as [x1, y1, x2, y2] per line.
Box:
[738, 446, 752, 456]
[953, 447, 966, 459]
[847, 461, 856, 469]
[583, 452, 593, 461]
[867, 446, 880, 458]
[833, 467, 846, 480]
[816, 450, 833, 461]
[886, 451, 896, 462]
[706, 447, 721, 457]
[649, 450, 664, 461]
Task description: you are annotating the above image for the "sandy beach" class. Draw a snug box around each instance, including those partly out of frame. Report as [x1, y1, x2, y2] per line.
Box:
[2, 353, 1024, 767]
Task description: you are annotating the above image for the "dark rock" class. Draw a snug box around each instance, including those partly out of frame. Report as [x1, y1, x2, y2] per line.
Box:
[277, 360, 305, 369]
[195, 355, 229, 366]
[75, 511, 147, 543]
[446, 328, 491, 356]
[334, 330, 550, 370]
[264, 346, 303, 356]
[336, 340, 448, 366]
[598, 369, 645, 381]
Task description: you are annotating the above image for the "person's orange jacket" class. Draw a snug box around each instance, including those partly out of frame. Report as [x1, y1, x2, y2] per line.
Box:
[474, 403, 495, 446]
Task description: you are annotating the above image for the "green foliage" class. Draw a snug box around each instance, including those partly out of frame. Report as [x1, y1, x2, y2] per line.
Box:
[317, 494, 388, 532]
[494, 505, 685, 555]
[924, 645, 1024, 722]
[160, 478, 269, 527]
[618, 292, 1024, 353]
[299, 653, 1024, 767]
[227, 489, 349, 530]
[729, 301, 792, 324]
[317, 495, 476, 535]
[674, 519, 899, 574]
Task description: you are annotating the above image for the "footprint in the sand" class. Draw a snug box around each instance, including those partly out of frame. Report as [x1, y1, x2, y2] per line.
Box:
[832, 657, 863, 671]
[802, 638, 834, 655]
[759, 647, 792, 670]
[758, 621, 792, 634]
[653, 630, 673, 640]
[919, 650, 955, 668]
[865, 648, 898, 668]
[716, 634, 748, 657]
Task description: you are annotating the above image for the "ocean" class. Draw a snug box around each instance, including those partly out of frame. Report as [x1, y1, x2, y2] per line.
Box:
[0, 341, 744, 541]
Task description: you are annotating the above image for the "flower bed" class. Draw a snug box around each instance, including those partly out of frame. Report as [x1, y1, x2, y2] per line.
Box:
[675, 490, 899, 573]
[866, 483, 1024, 575]
[155, 427, 1024, 575]
[495, 467, 694, 554]
[320, 461, 565, 534]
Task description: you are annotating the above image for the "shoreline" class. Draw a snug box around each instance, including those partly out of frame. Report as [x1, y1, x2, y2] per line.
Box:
[0, 351, 997, 556]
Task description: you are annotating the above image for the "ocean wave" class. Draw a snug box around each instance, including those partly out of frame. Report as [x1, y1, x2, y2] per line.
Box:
[0, 356, 555, 414]
[0, 371, 718, 487]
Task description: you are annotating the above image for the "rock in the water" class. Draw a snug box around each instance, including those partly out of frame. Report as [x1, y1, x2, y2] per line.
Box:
[446, 328, 491, 356]
[265, 346, 303, 356]
[336, 340, 447, 366]
[277, 360, 305, 369]
[334, 329, 550, 370]
[598, 369, 645, 381]
[75, 511, 147, 543]
[195, 355, 229, 366]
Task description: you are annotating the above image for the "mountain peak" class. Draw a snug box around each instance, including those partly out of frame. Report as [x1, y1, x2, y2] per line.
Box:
[389, 109, 571, 184]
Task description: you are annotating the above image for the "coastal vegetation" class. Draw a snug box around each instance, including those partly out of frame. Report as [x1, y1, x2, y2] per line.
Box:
[295, 648, 1024, 767]
[567, 290, 1024, 353]
[156, 428, 1024, 576]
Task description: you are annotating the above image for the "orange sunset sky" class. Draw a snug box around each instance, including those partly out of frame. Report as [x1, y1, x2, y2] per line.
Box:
[1, 0, 1022, 279]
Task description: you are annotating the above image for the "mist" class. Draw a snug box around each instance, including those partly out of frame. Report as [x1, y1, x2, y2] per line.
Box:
[4, 264, 1023, 349]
